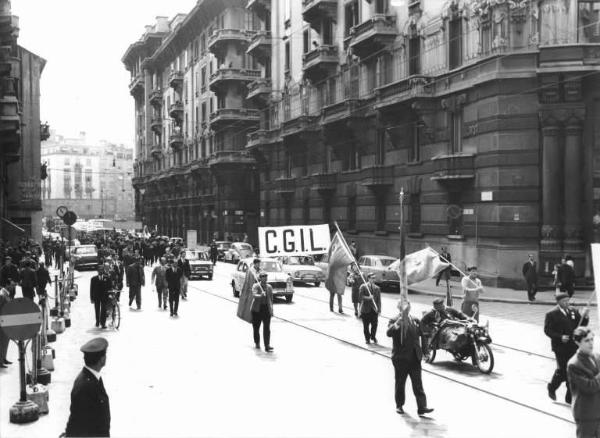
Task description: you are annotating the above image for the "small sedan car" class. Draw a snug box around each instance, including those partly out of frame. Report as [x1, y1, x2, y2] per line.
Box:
[356, 255, 400, 290]
[231, 257, 294, 302]
[314, 253, 330, 281]
[277, 255, 325, 287]
[224, 242, 255, 263]
[215, 241, 231, 261]
[71, 245, 99, 270]
[184, 249, 213, 280]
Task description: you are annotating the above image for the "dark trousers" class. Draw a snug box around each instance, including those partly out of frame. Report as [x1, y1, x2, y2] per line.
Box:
[128, 285, 141, 308]
[0, 327, 9, 362]
[329, 291, 342, 311]
[168, 289, 179, 315]
[576, 420, 600, 438]
[362, 311, 378, 341]
[526, 281, 537, 300]
[392, 356, 427, 410]
[435, 268, 450, 286]
[210, 254, 217, 265]
[93, 300, 107, 327]
[561, 284, 575, 298]
[21, 286, 35, 300]
[252, 307, 271, 347]
[549, 350, 575, 399]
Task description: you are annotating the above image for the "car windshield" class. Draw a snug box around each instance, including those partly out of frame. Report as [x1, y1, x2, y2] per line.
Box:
[185, 251, 199, 260]
[260, 260, 282, 272]
[218, 242, 231, 249]
[236, 243, 253, 251]
[287, 256, 314, 266]
[76, 247, 96, 255]
[379, 258, 397, 267]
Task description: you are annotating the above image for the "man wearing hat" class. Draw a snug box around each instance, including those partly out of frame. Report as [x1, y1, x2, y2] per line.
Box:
[421, 298, 469, 351]
[0, 256, 19, 299]
[91, 265, 112, 329]
[64, 337, 111, 437]
[359, 273, 382, 344]
[251, 272, 274, 351]
[544, 292, 589, 404]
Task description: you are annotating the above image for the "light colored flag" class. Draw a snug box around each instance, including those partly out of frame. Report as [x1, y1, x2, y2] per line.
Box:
[590, 244, 600, 326]
[325, 232, 354, 296]
[389, 247, 450, 285]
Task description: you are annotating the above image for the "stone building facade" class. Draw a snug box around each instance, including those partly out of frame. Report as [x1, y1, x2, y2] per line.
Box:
[125, 0, 600, 286]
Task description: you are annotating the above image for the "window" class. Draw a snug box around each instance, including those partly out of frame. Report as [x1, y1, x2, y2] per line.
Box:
[379, 52, 393, 86]
[323, 200, 331, 224]
[200, 34, 206, 54]
[376, 0, 389, 14]
[409, 36, 421, 75]
[345, 0, 359, 36]
[410, 193, 421, 233]
[376, 194, 386, 231]
[285, 40, 291, 72]
[303, 29, 310, 54]
[376, 128, 386, 165]
[201, 102, 207, 123]
[410, 121, 420, 162]
[285, 199, 292, 225]
[64, 157, 70, 166]
[448, 192, 463, 235]
[264, 201, 271, 226]
[303, 198, 310, 224]
[448, 16, 462, 69]
[323, 17, 333, 45]
[201, 67, 206, 92]
[449, 109, 463, 153]
[579, 1, 600, 42]
[348, 195, 357, 230]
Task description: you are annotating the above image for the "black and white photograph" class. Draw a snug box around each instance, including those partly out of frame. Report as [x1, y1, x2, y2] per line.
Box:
[1, 0, 600, 436]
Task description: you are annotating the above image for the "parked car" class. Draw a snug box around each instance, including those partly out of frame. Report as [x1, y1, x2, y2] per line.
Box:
[355, 255, 400, 290]
[71, 245, 99, 270]
[215, 241, 232, 261]
[231, 257, 294, 303]
[170, 237, 184, 246]
[277, 255, 325, 287]
[224, 242, 255, 263]
[314, 253, 330, 281]
[184, 249, 213, 280]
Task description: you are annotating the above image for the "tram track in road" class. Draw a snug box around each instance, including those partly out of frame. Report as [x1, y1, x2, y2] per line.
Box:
[186, 280, 574, 425]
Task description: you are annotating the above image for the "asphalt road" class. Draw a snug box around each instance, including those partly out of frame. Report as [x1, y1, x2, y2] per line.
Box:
[0, 262, 582, 437]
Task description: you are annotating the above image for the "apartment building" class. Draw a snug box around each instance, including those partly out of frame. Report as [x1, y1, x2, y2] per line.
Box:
[126, 0, 600, 286]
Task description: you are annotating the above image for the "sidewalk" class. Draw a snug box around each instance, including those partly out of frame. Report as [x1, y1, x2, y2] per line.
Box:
[409, 278, 596, 306]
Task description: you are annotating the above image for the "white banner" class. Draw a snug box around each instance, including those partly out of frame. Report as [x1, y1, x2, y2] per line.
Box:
[590, 244, 600, 326]
[186, 230, 197, 249]
[258, 224, 330, 256]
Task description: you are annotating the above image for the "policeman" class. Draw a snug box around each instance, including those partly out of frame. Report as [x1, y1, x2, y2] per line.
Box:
[421, 298, 469, 352]
[64, 337, 111, 437]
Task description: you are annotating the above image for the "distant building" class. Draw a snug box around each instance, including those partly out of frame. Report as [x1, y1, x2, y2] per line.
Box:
[41, 131, 134, 221]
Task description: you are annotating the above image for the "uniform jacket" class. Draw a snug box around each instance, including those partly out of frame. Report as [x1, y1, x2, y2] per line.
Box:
[251, 282, 274, 315]
[567, 351, 600, 422]
[0, 263, 19, 286]
[90, 275, 111, 303]
[126, 263, 145, 288]
[421, 307, 467, 329]
[544, 306, 589, 354]
[522, 261, 538, 283]
[210, 244, 218, 257]
[387, 314, 423, 362]
[165, 266, 182, 291]
[65, 367, 110, 437]
[359, 282, 381, 315]
[20, 267, 37, 288]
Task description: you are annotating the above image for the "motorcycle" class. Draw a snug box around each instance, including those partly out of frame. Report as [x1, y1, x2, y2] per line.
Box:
[423, 318, 494, 374]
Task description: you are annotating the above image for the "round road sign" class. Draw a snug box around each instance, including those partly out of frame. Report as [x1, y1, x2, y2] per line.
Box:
[56, 206, 68, 218]
[62, 211, 77, 226]
[0, 298, 42, 341]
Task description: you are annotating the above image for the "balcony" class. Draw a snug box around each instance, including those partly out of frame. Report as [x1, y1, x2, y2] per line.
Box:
[360, 165, 395, 188]
[200, 193, 216, 205]
[168, 101, 183, 122]
[246, 31, 272, 63]
[168, 70, 183, 91]
[322, 99, 362, 126]
[246, 0, 270, 15]
[282, 115, 319, 139]
[150, 146, 163, 159]
[303, 0, 337, 28]
[208, 151, 256, 170]
[246, 129, 268, 150]
[0, 77, 20, 160]
[274, 177, 296, 195]
[375, 75, 433, 110]
[303, 45, 339, 82]
[430, 153, 476, 182]
[209, 108, 260, 130]
[150, 118, 163, 135]
[149, 88, 163, 108]
[246, 78, 272, 105]
[128, 73, 144, 97]
[209, 68, 261, 93]
[349, 14, 397, 59]
[208, 29, 253, 57]
[168, 133, 183, 150]
[311, 172, 337, 193]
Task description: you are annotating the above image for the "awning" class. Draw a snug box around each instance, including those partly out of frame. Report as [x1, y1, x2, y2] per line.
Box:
[1, 217, 25, 234]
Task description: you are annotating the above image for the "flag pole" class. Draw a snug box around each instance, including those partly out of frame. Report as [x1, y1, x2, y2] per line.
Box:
[333, 221, 378, 313]
[398, 188, 409, 343]
[428, 246, 480, 290]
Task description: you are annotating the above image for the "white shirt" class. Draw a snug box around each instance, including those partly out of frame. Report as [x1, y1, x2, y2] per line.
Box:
[84, 365, 102, 381]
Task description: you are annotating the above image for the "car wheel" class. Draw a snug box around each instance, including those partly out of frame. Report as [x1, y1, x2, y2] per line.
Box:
[232, 281, 239, 298]
[286, 295, 293, 303]
[208, 274, 213, 280]
[314, 281, 320, 287]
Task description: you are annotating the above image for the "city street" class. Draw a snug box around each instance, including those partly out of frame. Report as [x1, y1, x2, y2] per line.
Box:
[0, 262, 586, 437]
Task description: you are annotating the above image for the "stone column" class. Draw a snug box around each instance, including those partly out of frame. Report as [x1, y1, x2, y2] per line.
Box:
[541, 123, 562, 251]
[144, 68, 152, 159]
[563, 121, 584, 251]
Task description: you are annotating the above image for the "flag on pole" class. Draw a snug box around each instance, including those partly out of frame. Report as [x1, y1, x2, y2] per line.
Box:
[325, 232, 354, 297]
[589, 244, 600, 326]
[236, 270, 257, 324]
[389, 247, 450, 285]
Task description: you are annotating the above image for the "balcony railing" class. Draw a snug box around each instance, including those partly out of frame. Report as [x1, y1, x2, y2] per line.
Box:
[168, 70, 183, 90]
[302, 0, 337, 26]
[246, 129, 268, 149]
[349, 14, 397, 59]
[168, 102, 184, 121]
[247, 78, 272, 104]
[303, 45, 339, 81]
[169, 133, 183, 150]
[209, 108, 260, 128]
[149, 89, 163, 107]
[128, 73, 144, 96]
[150, 118, 163, 135]
[274, 177, 296, 195]
[360, 165, 395, 188]
[310, 172, 337, 192]
[208, 29, 254, 56]
[246, 31, 272, 62]
[430, 153, 476, 181]
[209, 68, 261, 92]
[208, 150, 255, 168]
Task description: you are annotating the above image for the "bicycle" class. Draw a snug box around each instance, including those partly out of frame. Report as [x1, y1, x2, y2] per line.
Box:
[105, 289, 121, 330]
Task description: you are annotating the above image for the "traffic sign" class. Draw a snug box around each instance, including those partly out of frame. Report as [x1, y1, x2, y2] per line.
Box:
[62, 211, 77, 226]
[56, 206, 68, 218]
[0, 298, 42, 341]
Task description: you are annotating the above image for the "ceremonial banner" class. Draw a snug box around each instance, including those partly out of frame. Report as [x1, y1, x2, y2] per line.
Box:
[590, 244, 600, 326]
[258, 224, 330, 256]
[389, 247, 450, 285]
[236, 270, 257, 324]
[325, 232, 354, 296]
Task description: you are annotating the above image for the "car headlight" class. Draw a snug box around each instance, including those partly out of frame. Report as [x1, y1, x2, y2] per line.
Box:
[294, 271, 300, 277]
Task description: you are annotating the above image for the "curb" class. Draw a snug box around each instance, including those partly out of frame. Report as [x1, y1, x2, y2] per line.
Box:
[408, 287, 597, 307]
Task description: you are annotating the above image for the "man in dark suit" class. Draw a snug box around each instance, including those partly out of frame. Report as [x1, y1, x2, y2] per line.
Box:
[90, 265, 111, 329]
[126, 257, 145, 310]
[544, 291, 589, 404]
[387, 301, 434, 416]
[64, 337, 111, 437]
[19, 261, 38, 300]
[0, 256, 19, 299]
[558, 258, 576, 298]
[522, 253, 538, 301]
[165, 258, 182, 317]
[359, 273, 382, 344]
[36, 262, 52, 303]
[435, 247, 452, 287]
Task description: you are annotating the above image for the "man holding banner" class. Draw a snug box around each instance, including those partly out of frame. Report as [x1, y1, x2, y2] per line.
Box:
[324, 229, 355, 314]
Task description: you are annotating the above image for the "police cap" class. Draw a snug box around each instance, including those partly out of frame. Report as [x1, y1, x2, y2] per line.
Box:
[555, 292, 570, 302]
[80, 337, 108, 354]
[433, 298, 444, 307]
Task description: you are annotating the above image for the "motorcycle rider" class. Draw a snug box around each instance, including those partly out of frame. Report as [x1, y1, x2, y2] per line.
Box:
[421, 298, 470, 352]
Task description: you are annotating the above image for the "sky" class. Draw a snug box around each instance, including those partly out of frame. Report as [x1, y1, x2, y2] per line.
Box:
[12, 0, 197, 147]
